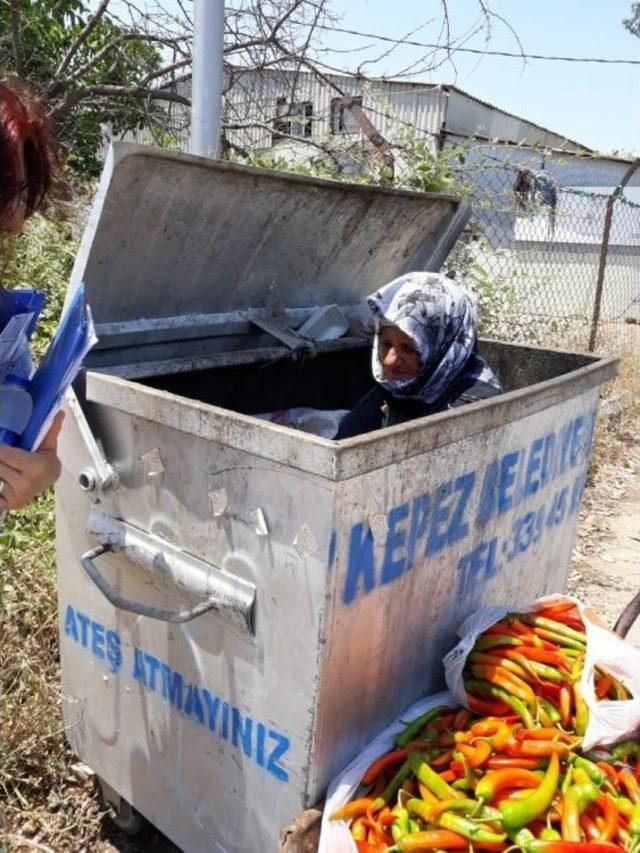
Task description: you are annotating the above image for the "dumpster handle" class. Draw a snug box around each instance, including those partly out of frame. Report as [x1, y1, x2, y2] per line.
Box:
[81, 543, 249, 624]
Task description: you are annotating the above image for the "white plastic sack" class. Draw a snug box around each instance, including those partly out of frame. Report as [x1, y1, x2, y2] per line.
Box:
[318, 691, 454, 853]
[443, 594, 640, 751]
[255, 407, 348, 439]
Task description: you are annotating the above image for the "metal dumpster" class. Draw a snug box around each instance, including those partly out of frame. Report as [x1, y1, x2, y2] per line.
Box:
[56, 143, 617, 852]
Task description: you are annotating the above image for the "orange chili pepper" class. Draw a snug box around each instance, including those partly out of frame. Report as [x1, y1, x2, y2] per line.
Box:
[393, 829, 470, 850]
[471, 720, 512, 750]
[439, 769, 457, 783]
[504, 646, 571, 671]
[351, 817, 368, 841]
[469, 664, 536, 703]
[431, 749, 454, 768]
[505, 737, 573, 757]
[362, 749, 408, 785]
[559, 686, 572, 729]
[475, 768, 542, 802]
[457, 740, 492, 769]
[332, 797, 375, 821]
[486, 756, 545, 770]
[595, 672, 613, 700]
[515, 728, 573, 742]
[378, 807, 395, 827]
[474, 651, 532, 680]
[596, 795, 618, 843]
[619, 769, 640, 803]
[419, 781, 439, 803]
[355, 841, 379, 853]
[596, 762, 619, 786]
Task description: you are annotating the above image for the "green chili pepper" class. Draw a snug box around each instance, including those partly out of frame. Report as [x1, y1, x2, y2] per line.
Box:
[572, 755, 607, 786]
[395, 706, 448, 748]
[372, 758, 414, 810]
[562, 781, 599, 842]
[521, 614, 587, 644]
[499, 751, 560, 833]
[464, 679, 535, 728]
[573, 684, 589, 736]
[534, 628, 586, 651]
[452, 778, 473, 791]
[630, 802, 640, 838]
[615, 796, 633, 818]
[408, 753, 462, 801]
[437, 812, 506, 845]
[611, 740, 640, 762]
[539, 827, 562, 841]
[539, 699, 561, 725]
[391, 807, 410, 842]
[561, 765, 573, 796]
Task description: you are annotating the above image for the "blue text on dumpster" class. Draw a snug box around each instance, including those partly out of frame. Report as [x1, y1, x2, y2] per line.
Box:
[63, 605, 290, 782]
[341, 407, 596, 605]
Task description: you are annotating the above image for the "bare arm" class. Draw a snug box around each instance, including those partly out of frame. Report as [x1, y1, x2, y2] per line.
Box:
[0, 411, 65, 511]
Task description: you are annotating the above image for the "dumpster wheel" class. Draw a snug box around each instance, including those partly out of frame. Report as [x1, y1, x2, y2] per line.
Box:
[97, 776, 146, 837]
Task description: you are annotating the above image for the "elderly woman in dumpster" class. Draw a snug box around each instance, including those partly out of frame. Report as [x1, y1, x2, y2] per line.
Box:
[336, 272, 502, 440]
[0, 76, 64, 512]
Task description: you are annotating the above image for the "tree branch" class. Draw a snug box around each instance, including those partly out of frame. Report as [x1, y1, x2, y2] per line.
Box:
[50, 0, 111, 86]
[9, 0, 22, 75]
[48, 84, 191, 125]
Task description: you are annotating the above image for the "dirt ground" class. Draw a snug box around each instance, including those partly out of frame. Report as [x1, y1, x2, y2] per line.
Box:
[3, 414, 639, 853]
[568, 426, 640, 636]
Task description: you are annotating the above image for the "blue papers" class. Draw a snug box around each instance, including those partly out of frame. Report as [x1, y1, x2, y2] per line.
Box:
[19, 284, 96, 450]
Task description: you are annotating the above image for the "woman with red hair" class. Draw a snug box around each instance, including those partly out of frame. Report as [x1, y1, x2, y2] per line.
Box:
[0, 76, 64, 512]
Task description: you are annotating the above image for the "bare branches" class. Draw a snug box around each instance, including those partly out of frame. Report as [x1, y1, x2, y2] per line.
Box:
[50, 0, 111, 86]
[48, 84, 191, 126]
[9, 0, 22, 76]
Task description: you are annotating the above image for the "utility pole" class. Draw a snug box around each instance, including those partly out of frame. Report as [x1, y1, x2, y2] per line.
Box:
[191, 0, 225, 157]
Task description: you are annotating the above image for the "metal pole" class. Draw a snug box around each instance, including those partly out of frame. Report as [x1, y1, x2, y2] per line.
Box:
[191, 0, 225, 158]
[588, 158, 640, 352]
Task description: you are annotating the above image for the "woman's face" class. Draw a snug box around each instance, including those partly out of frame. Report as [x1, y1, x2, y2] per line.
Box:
[379, 325, 421, 381]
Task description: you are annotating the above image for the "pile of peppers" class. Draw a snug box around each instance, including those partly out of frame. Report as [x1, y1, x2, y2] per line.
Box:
[330, 603, 638, 852]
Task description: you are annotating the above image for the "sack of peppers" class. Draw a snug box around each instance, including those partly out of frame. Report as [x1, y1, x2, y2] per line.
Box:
[319, 597, 640, 853]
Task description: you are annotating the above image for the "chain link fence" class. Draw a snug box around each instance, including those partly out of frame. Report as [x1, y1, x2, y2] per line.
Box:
[443, 142, 640, 365]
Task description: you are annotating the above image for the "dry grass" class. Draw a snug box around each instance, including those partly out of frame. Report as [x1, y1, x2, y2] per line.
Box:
[0, 321, 637, 851]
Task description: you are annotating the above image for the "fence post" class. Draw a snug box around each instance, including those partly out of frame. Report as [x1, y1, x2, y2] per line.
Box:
[588, 158, 640, 351]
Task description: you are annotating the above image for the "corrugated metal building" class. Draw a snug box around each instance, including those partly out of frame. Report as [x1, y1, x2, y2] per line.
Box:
[160, 67, 592, 156]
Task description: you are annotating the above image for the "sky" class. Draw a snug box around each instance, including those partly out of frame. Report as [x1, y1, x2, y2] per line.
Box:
[317, 0, 639, 155]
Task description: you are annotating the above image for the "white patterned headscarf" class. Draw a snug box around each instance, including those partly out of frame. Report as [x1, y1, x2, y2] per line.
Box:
[368, 272, 500, 405]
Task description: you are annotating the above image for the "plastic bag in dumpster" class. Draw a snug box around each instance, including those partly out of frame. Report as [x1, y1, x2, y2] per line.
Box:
[256, 407, 349, 439]
[318, 691, 453, 853]
[444, 595, 640, 751]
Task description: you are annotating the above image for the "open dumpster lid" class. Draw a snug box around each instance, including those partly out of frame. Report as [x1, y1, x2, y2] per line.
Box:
[69, 143, 470, 344]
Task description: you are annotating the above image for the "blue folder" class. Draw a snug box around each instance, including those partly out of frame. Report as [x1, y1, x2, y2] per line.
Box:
[19, 284, 96, 450]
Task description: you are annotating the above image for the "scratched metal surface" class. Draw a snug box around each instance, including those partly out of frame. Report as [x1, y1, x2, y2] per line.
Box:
[56, 143, 618, 852]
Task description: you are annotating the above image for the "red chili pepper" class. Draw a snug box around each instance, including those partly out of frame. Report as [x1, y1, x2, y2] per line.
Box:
[619, 769, 640, 803]
[579, 814, 600, 842]
[362, 749, 408, 785]
[596, 795, 618, 842]
[475, 768, 543, 802]
[538, 680, 562, 700]
[355, 842, 380, 853]
[528, 844, 620, 853]
[467, 695, 511, 716]
[453, 708, 473, 730]
[596, 762, 619, 786]
[439, 769, 457, 783]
